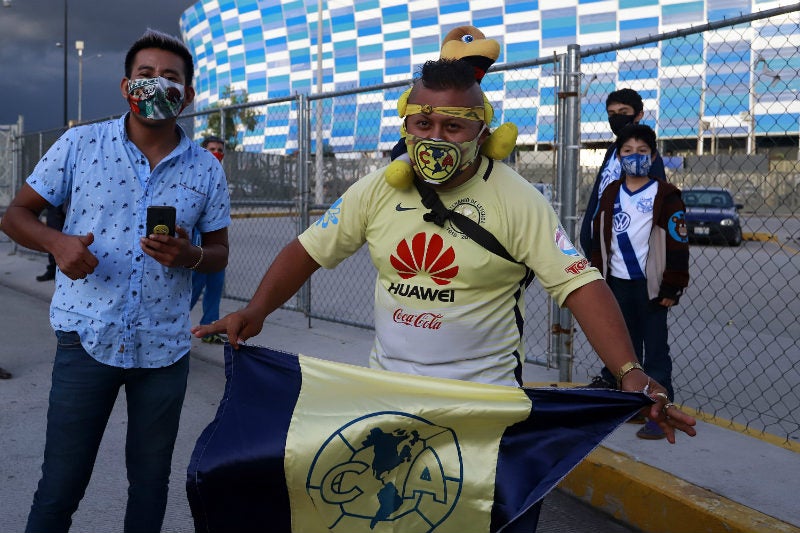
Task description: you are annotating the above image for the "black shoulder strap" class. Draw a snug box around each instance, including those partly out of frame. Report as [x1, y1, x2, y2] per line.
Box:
[413, 178, 519, 265]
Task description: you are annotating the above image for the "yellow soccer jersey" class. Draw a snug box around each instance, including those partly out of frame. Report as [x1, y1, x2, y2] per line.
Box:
[299, 157, 601, 386]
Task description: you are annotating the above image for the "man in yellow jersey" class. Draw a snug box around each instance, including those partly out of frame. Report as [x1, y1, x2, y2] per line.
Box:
[193, 58, 696, 444]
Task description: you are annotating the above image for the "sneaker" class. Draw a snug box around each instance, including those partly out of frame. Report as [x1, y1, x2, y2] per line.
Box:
[636, 420, 666, 440]
[0, 367, 11, 379]
[36, 270, 55, 282]
[586, 375, 617, 389]
[201, 333, 228, 345]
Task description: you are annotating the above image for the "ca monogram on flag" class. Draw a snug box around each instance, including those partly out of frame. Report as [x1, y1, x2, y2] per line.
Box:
[187, 345, 649, 533]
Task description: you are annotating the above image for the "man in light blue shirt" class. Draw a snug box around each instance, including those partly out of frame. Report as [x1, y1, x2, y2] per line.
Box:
[1, 29, 230, 533]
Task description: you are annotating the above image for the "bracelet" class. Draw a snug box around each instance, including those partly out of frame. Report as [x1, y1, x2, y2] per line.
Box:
[616, 361, 644, 385]
[188, 245, 204, 270]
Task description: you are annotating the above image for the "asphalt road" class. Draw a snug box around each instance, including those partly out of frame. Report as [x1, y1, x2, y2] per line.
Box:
[0, 271, 639, 533]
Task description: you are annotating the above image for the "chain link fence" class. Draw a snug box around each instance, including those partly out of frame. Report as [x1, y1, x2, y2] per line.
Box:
[4, 6, 798, 444]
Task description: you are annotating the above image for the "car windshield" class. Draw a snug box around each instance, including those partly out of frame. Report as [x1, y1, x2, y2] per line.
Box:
[683, 191, 733, 208]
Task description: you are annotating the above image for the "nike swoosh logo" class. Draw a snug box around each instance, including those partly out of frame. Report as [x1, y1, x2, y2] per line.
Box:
[395, 203, 417, 212]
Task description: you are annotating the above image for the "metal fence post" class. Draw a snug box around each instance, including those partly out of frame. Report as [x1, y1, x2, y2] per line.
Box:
[552, 45, 581, 383]
[296, 94, 312, 320]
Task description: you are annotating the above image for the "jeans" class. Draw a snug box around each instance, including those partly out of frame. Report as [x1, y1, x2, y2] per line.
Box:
[600, 276, 674, 400]
[190, 270, 225, 325]
[26, 331, 190, 533]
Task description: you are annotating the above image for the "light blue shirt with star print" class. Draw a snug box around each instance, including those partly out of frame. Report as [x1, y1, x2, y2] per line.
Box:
[26, 114, 231, 368]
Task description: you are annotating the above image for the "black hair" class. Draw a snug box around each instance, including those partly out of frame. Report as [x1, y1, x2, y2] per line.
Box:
[615, 123, 657, 153]
[201, 135, 225, 148]
[125, 29, 194, 86]
[606, 88, 644, 115]
[416, 59, 478, 92]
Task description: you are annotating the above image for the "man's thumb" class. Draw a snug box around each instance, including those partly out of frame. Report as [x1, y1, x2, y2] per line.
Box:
[79, 232, 94, 246]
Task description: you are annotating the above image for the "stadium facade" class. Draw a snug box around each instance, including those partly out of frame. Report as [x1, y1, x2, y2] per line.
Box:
[179, 0, 800, 154]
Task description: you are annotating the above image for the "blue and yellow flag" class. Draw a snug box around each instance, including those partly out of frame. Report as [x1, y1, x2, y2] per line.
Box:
[187, 345, 649, 533]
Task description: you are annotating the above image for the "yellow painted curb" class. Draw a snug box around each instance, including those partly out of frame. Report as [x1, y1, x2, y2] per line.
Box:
[525, 381, 800, 532]
[743, 232, 777, 242]
[559, 446, 800, 533]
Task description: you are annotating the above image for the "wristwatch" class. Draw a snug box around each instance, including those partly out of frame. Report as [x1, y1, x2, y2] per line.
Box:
[616, 361, 644, 384]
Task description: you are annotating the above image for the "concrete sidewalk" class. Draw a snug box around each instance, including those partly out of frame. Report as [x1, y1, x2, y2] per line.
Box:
[1, 240, 798, 533]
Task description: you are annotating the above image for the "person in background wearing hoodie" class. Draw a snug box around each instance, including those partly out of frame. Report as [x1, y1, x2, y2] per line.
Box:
[590, 124, 689, 440]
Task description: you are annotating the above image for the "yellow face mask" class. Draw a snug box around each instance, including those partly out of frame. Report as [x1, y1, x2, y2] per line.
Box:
[405, 125, 487, 185]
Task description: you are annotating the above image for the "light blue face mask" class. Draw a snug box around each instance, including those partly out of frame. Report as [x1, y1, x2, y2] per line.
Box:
[127, 77, 186, 120]
[620, 153, 652, 177]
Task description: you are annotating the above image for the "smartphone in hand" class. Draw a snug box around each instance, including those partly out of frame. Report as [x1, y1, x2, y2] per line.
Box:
[146, 206, 176, 237]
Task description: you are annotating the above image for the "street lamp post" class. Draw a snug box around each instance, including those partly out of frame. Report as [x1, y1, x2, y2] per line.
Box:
[63, 0, 68, 127]
[314, 0, 324, 206]
[75, 40, 84, 123]
[748, 54, 781, 155]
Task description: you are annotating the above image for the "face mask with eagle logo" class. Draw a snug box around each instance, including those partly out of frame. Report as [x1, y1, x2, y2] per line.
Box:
[127, 76, 185, 120]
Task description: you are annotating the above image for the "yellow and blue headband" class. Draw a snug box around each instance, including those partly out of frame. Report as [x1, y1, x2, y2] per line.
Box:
[403, 104, 486, 122]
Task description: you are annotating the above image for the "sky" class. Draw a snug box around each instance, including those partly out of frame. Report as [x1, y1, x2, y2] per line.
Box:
[0, 0, 195, 132]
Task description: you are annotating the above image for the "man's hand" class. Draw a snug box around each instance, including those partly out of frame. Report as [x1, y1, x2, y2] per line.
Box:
[191, 307, 267, 349]
[53, 232, 99, 280]
[140, 225, 194, 268]
[619, 371, 697, 443]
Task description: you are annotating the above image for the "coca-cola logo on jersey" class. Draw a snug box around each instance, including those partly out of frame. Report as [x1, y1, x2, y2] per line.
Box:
[392, 309, 444, 330]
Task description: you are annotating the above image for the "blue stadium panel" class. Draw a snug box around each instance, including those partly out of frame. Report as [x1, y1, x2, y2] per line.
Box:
[506, 20, 539, 35]
[506, 41, 539, 64]
[659, 83, 703, 138]
[409, 7, 437, 29]
[661, 34, 703, 67]
[662, 1, 704, 26]
[538, 118, 556, 143]
[620, 17, 659, 46]
[705, 39, 749, 125]
[620, 0, 657, 7]
[382, 3, 408, 24]
[354, 103, 382, 151]
[583, 49, 617, 63]
[334, 39, 357, 73]
[385, 48, 411, 77]
[411, 34, 439, 56]
[473, 7, 503, 29]
[580, 12, 616, 34]
[506, 0, 539, 14]
[380, 126, 401, 146]
[329, 9, 355, 33]
[619, 58, 659, 81]
[357, 17, 382, 38]
[541, 7, 577, 49]
[439, 0, 469, 15]
[330, 102, 356, 135]
[707, 0, 750, 22]
[504, 108, 538, 136]
[765, 112, 799, 134]
[505, 78, 537, 100]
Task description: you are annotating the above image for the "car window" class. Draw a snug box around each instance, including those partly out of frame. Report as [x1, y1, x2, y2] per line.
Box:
[684, 191, 733, 208]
